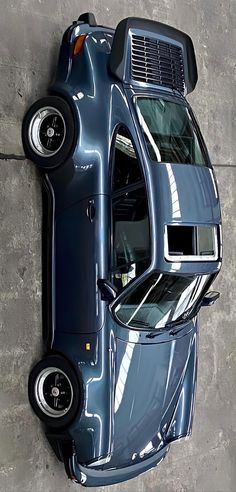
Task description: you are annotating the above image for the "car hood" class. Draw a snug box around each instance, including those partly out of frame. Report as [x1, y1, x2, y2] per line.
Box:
[103, 323, 197, 469]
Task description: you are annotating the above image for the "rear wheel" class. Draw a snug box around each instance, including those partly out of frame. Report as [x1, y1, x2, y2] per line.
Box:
[22, 96, 75, 170]
[28, 355, 80, 428]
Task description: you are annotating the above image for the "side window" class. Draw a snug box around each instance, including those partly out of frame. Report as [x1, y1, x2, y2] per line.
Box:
[111, 127, 150, 292]
[112, 126, 143, 191]
[112, 187, 150, 292]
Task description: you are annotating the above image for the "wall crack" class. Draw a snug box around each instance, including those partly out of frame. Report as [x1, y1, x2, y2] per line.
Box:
[0, 153, 26, 161]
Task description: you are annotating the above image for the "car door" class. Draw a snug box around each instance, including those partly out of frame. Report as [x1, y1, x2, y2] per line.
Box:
[55, 194, 108, 334]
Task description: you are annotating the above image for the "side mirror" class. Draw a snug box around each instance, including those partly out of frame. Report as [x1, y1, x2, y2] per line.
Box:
[202, 291, 220, 307]
[97, 279, 118, 302]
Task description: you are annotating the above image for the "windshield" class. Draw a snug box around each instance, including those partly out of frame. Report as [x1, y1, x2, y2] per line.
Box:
[136, 97, 208, 166]
[114, 273, 211, 330]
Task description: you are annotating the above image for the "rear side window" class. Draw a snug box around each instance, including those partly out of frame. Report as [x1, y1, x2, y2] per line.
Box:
[112, 126, 143, 190]
[136, 97, 208, 166]
[112, 187, 150, 291]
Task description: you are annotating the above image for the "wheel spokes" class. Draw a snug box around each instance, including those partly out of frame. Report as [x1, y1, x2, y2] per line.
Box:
[35, 367, 73, 418]
[29, 107, 66, 157]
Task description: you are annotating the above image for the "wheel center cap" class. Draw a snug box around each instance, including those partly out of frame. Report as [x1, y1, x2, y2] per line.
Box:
[52, 387, 60, 397]
[47, 127, 54, 137]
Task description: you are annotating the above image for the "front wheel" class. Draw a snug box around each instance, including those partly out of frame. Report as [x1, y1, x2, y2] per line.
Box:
[28, 355, 80, 428]
[22, 96, 75, 170]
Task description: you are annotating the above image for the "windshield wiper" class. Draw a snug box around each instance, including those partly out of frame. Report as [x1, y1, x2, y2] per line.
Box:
[146, 330, 166, 338]
[146, 318, 188, 339]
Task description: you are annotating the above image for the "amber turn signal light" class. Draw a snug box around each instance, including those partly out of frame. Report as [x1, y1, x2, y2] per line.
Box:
[73, 34, 87, 56]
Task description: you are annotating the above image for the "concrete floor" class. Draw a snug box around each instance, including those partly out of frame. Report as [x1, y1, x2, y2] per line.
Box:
[0, 1, 235, 491]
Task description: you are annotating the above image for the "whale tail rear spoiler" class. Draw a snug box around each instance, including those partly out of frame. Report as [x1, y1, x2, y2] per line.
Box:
[110, 17, 198, 95]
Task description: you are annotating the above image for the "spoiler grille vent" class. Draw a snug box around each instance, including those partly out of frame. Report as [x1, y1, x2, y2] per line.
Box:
[131, 34, 185, 91]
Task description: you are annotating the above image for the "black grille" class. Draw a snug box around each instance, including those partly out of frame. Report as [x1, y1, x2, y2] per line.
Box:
[131, 34, 185, 91]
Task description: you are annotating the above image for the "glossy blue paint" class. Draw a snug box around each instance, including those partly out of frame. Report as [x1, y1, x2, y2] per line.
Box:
[55, 195, 109, 333]
[52, 316, 198, 485]
[26, 14, 222, 487]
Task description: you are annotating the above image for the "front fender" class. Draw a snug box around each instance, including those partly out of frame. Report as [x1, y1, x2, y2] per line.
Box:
[166, 330, 198, 441]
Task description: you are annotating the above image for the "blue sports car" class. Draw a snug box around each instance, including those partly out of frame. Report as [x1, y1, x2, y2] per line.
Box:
[22, 12, 222, 487]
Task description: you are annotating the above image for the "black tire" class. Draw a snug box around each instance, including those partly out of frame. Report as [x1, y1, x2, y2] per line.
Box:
[28, 355, 80, 429]
[22, 96, 75, 170]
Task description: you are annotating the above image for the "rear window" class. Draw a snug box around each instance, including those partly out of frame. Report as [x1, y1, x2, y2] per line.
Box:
[136, 97, 208, 166]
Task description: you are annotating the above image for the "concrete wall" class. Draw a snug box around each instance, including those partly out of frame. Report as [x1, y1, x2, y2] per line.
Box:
[0, 1, 235, 491]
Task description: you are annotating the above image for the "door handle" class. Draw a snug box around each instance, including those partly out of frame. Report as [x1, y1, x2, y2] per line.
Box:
[87, 199, 95, 222]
